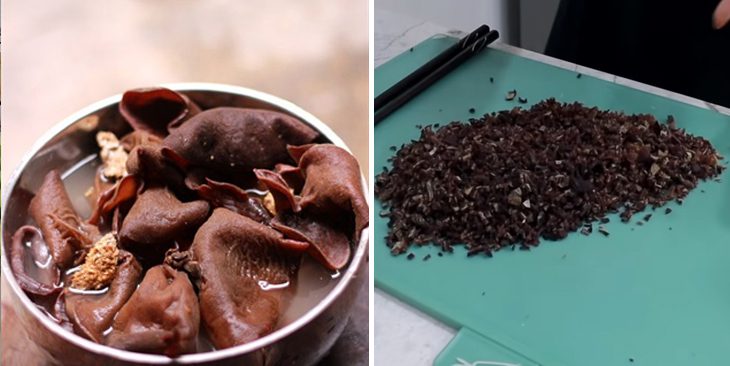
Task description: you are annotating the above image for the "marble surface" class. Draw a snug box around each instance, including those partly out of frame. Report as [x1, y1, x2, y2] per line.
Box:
[0, 1, 368, 365]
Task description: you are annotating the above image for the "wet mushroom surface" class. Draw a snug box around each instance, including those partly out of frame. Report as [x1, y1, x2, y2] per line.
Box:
[8, 87, 369, 356]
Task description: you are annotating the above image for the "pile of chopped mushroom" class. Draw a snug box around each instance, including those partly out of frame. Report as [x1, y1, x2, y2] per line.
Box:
[10, 87, 368, 356]
[376, 99, 724, 257]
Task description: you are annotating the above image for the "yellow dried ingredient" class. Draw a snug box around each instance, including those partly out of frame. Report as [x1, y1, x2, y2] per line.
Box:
[263, 192, 276, 215]
[97, 131, 128, 179]
[71, 232, 119, 290]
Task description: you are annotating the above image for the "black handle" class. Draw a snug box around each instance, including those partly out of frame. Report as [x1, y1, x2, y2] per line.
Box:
[374, 25, 491, 111]
[375, 29, 499, 125]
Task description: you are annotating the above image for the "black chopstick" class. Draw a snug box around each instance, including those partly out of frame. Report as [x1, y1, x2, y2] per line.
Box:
[374, 24, 490, 111]
[374, 28, 500, 125]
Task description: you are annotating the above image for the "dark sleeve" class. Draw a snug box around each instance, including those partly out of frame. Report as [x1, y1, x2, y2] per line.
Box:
[545, 0, 730, 108]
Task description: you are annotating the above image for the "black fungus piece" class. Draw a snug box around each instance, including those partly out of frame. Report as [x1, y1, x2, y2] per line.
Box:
[518, 97, 528, 104]
[620, 209, 633, 223]
[406, 253, 415, 260]
[598, 228, 610, 237]
[490, 77, 494, 83]
[374, 99, 724, 258]
[389, 146, 397, 151]
[437, 252, 443, 257]
[600, 217, 610, 224]
[643, 214, 652, 222]
[667, 115, 676, 129]
[577, 73, 582, 79]
[665, 208, 672, 214]
[469, 108, 476, 114]
[505, 90, 517, 101]
[423, 254, 431, 261]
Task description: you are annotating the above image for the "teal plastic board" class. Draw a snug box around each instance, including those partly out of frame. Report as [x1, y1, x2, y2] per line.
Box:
[374, 36, 730, 366]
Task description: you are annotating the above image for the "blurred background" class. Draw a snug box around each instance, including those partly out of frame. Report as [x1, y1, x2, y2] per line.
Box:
[1, 1, 368, 364]
[377, 0, 560, 52]
[2, 0, 369, 183]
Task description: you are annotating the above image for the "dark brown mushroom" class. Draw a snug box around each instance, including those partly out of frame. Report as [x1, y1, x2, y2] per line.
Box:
[269, 144, 368, 270]
[29, 170, 100, 269]
[292, 144, 369, 239]
[106, 265, 200, 356]
[10, 225, 61, 297]
[126, 144, 186, 193]
[119, 186, 210, 263]
[191, 208, 307, 350]
[274, 163, 304, 193]
[272, 211, 351, 270]
[163, 107, 320, 175]
[88, 174, 140, 226]
[119, 87, 201, 137]
[254, 169, 300, 212]
[119, 130, 164, 151]
[65, 250, 142, 343]
[185, 177, 271, 223]
[53, 292, 74, 332]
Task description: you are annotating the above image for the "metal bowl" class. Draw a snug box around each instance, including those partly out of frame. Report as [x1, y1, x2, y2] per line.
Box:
[0, 82, 369, 366]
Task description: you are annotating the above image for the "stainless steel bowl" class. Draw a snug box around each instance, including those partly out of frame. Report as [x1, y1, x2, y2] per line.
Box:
[1, 82, 369, 366]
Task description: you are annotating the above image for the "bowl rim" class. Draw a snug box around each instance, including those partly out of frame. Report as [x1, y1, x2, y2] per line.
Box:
[0, 82, 370, 364]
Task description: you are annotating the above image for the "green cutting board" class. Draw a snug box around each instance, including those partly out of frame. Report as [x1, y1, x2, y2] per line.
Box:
[374, 36, 730, 366]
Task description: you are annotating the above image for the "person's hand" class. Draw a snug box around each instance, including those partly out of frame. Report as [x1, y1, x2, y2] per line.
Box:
[714, 0, 730, 29]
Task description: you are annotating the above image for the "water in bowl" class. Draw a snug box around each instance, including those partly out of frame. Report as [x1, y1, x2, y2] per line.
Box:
[58, 153, 341, 352]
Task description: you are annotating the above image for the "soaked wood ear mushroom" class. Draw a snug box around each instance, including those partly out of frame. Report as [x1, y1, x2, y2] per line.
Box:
[275, 163, 305, 192]
[271, 144, 369, 270]
[120, 130, 164, 151]
[29, 170, 100, 269]
[10, 226, 61, 297]
[186, 177, 271, 223]
[192, 208, 307, 350]
[292, 144, 369, 237]
[273, 211, 351, 270]
[88, 174, 140, 225]
[126, 144, 188, 194]
[106, 265, 200, 356]
[119, 186, 210, 263]
[119, 87, 201, 137]
[163, 107, 320, 175]
[65, 250, 142, 343]
[254, 169, 300, 213]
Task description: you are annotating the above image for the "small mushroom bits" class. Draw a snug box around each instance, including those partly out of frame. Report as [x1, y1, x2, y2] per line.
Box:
[375, 99, 724, 257]
[9, 86, 368, 356]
